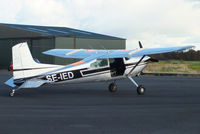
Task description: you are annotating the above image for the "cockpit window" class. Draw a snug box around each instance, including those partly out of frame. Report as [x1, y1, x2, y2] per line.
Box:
[90, 59, 108, 68]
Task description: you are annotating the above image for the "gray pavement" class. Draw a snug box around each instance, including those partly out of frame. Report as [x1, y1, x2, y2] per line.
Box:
[0, 73, 200, 134]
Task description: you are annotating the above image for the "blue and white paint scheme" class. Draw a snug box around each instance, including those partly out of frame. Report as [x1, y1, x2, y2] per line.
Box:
[5, 42, 194, 96]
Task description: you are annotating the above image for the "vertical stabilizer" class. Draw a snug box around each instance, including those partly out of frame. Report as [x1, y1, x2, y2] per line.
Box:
[12, 42, 63, 80]
[13, 42, 38, 70]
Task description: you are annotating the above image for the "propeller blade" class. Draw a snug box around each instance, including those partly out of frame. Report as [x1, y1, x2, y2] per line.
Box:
[139, 41, 143, 48]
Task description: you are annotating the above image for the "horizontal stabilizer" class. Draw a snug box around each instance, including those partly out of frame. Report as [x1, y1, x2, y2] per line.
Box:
[4, 77, 16, 88]
[19, 79, 47, 88]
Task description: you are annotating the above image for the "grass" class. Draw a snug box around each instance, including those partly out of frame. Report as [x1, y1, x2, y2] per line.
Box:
[144, 60, 200, 74]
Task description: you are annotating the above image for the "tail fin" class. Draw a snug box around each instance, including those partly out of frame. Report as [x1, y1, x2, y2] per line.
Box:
[13, 42, 63, 80]
[13, 42, 39, 70]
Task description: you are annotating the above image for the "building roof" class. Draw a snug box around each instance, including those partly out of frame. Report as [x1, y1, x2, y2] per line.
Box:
[0, 23, 125, 40]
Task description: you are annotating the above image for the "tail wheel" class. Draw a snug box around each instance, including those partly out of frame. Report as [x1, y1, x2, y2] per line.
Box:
[109, 82, 117, 92]
[137, 85, 145, 95]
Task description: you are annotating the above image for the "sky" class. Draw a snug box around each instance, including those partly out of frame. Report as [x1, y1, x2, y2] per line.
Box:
[0, 0, 200, 50]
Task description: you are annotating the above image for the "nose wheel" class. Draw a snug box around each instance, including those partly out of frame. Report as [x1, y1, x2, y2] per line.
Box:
[128, 77, 146, 95]
[10, 89, 15, 97]
[108, 82, 117, 92]
[137, 85, 145, 95]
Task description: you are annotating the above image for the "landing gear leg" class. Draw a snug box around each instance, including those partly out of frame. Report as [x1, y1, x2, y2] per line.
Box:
[128, 77, 145, 95]
[108, 81, 117, 93]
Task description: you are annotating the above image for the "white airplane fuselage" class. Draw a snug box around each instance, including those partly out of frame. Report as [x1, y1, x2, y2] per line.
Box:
[41, 56, 149, 85]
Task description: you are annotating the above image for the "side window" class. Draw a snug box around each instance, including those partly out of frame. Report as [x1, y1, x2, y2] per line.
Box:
[90, 59, 108, 68]
[109, 58, 115, 64]
[90, 61, 99, 68]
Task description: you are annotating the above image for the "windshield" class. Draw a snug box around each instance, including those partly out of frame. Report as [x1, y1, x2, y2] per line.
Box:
[90, 59, 108, 68]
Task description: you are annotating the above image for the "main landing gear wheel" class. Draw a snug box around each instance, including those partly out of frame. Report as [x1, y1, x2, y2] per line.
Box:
[108, 82, 117, 92]
[137, 85, 145, 95]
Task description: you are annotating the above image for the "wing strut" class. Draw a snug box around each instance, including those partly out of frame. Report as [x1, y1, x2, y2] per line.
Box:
[127, 55, 146, 76]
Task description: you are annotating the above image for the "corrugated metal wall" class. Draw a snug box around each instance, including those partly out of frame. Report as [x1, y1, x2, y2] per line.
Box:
[0, 38, 55, 69]
[31, 38, 55, 64]
[0, 24, 126, 69]
[0, 39, 31, 69]
[54, 37, 75, 65]
[76, 38, 125, 49]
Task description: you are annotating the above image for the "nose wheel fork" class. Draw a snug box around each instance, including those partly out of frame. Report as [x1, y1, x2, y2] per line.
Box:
[9, 88, 20, 97]
[128, 77, 146, 95]
[10, 89, 15, 97]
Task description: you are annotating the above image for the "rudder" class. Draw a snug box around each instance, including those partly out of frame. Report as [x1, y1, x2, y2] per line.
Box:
[12, 42, 38, 70]
[12, 42, 63, 80]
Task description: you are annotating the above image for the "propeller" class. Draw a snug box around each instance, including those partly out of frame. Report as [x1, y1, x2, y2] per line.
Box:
[138, 41, 159, 62]
[139, 41, 143, 48]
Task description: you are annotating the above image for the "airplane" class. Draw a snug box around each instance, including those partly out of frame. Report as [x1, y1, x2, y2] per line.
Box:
[5, 42, 194, 97]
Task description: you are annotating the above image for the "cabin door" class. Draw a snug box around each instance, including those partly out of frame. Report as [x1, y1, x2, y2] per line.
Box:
[109, 58, 126, 77]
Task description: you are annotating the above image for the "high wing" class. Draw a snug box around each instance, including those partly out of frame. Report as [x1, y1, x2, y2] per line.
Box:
[43, 49, 131, 59]
[43, 45, 194, 59]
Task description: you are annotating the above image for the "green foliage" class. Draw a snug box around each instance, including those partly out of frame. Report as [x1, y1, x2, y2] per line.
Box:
[151, 50, 200, 61]
[187, 61, 200, 71]
[145, 60, 200, 73]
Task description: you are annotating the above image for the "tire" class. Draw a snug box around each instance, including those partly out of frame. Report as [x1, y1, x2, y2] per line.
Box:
[109, 83, 117, 92]
[137, 85, 145, 95]
[9, 92, 14, 97]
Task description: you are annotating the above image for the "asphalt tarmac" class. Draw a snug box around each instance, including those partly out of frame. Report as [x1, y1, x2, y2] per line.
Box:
[0, 73, 200, 134]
